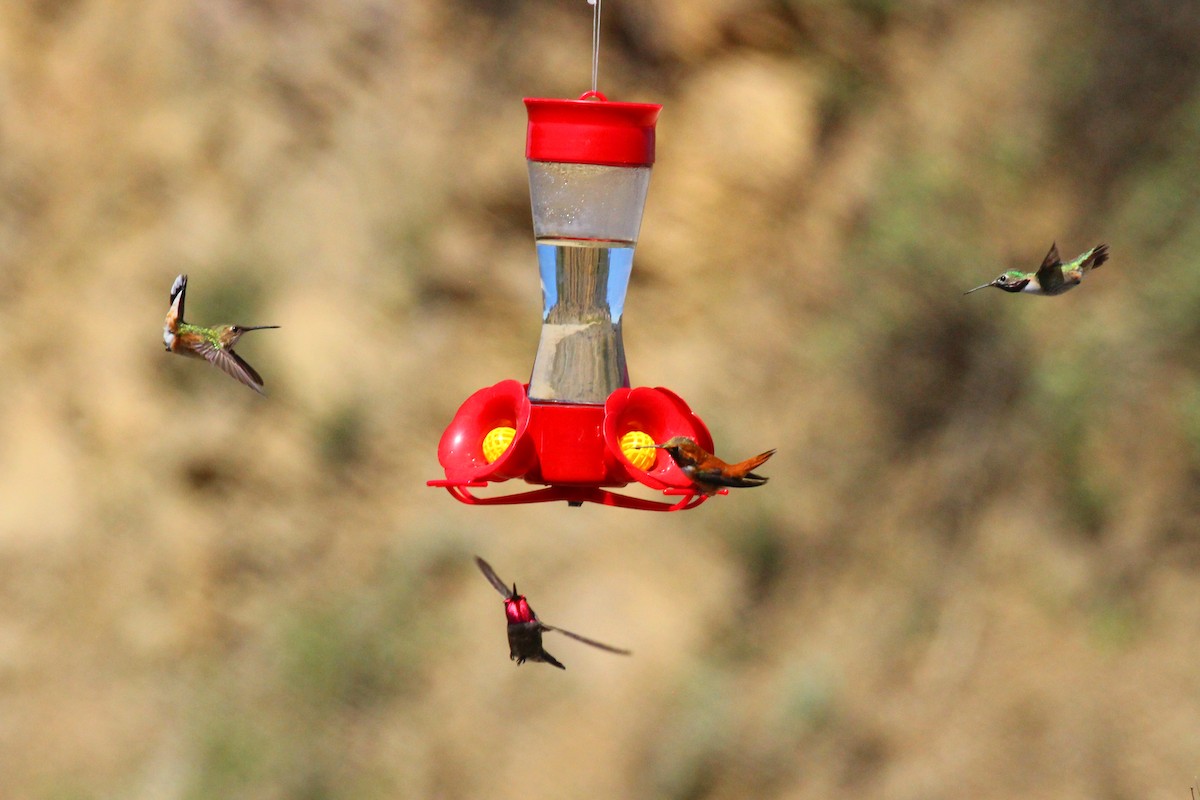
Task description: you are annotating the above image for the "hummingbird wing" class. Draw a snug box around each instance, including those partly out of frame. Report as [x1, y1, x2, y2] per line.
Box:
[474, 557, 513, 598]
[1034, 242, 1065, 294]
[541, 623, 632, 655]
[194, 340, 267, 395]
[694, 470, 769, 489]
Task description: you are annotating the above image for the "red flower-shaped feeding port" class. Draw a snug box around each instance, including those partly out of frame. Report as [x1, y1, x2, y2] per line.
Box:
[429, 381, 716, 510]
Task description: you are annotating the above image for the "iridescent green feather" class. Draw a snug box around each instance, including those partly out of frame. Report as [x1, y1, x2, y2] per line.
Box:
[178, 322, 223, 348]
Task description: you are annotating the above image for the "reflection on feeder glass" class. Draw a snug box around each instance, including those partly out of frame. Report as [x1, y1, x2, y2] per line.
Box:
[528, 238, 633, 404]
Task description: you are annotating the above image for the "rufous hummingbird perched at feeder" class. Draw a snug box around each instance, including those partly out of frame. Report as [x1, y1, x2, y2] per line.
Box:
[638, 437, 776, 496]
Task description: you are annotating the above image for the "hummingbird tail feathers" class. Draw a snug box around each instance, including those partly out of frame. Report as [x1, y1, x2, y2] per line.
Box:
[734, 449, 776, 474]
[1083, 243, 1109, 271]
[693, 448, 775, 489]
[168, 274, 187, 321]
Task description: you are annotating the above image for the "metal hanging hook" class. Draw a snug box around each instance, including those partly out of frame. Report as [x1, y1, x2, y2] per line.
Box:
[589, 0, 602, 95]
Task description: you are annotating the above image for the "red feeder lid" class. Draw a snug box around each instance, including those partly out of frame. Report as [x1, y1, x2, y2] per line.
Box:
[525, 91, 662, 167]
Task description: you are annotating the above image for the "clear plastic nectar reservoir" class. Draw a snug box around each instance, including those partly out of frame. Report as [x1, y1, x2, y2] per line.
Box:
[529, 236, 635, 402]
[523, 109, 656, 403]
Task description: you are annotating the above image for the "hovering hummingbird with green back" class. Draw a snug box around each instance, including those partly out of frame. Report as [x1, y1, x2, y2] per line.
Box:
[964, 243, 1109, 296]
[163, 274, 280, 394]
[474, 556, 631, 670]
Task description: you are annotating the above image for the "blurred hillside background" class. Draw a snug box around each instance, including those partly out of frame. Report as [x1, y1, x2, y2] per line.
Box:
[1, 0, 1200, 797]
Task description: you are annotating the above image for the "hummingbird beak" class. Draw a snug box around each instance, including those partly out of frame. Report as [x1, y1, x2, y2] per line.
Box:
[634, 443, 666, 450]
[510, 583, 519, 599]
[963, 282, 993, 295]
[238, 325, 281, 331]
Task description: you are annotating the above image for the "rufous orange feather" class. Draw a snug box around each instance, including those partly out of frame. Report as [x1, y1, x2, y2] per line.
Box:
[639, 436, 775, 496]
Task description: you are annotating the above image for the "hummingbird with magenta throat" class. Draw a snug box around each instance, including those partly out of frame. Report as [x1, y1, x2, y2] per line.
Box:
[163, 274, 280, 394]
[474, 556, 631, 670]
[964, 242, 1109, 296]
[638, 436, 775, 496]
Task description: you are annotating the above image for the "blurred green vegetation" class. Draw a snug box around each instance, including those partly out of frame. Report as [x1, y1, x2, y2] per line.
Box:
[182, 556, 440, 800]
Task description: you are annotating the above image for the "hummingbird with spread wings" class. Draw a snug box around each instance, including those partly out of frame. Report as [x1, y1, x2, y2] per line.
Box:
[964, 243, 1109, 296]
[638, 436, 775, 496]
[163, 274, 280, 394]
[474, 556, 631, 670]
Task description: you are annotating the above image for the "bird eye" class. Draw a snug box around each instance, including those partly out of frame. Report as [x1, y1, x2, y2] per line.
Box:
[997, 275, 1008, 283]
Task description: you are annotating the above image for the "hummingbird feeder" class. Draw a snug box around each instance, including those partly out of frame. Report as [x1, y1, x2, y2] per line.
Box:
[429, 6, 720, 510]
[428, 90, 722, 511]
